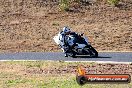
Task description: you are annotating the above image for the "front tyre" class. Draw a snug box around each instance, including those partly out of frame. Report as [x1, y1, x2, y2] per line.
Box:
[87, 45, 98, 57]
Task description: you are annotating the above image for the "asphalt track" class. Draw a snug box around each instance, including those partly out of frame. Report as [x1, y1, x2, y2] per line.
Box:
[0, 52, 131, 63]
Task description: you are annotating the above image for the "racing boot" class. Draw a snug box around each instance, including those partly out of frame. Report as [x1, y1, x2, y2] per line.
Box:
[65, 53, 68, 57]
[64, 47, 68, 57]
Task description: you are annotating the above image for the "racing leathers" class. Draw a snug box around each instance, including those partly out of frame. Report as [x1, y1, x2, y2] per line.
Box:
[59, 31, 78, 56]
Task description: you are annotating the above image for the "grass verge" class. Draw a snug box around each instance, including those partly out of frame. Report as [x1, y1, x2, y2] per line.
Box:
[0, 61, 131, 88]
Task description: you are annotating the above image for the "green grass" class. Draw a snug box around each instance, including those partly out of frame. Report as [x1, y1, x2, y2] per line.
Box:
[107, 0, 120, 6]
[0, 61, 131, 88]
[59, 0, 69, 11]
[3, 76, 132, 88]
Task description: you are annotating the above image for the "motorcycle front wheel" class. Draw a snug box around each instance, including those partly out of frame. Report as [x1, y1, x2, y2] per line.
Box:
[85, 45, 98, 57]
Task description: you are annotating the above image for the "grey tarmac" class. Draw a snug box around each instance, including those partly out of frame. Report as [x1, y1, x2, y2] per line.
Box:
[0, 52, 131, 63]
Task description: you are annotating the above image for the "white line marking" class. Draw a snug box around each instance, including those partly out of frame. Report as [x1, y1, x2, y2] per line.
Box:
[65, 61, 132, 64]
[0, 60, 131, 64]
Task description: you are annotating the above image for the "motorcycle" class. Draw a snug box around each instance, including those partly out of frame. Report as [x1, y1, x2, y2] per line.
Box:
[53, 32, 98, 58]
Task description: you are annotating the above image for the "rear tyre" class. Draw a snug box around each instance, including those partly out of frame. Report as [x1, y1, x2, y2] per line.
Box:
[68, 52, 76, 58]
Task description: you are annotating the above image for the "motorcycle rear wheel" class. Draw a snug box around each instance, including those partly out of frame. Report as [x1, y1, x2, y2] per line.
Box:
[68, 51, 76, 58]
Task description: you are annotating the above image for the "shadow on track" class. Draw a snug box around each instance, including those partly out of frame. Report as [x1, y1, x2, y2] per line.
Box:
[75, 55, 111, 58]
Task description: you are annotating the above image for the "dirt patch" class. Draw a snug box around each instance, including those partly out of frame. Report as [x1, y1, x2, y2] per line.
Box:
[0, 61, 132, 76]
[25, 63, 132, 75]
[0, 0, 132, 52]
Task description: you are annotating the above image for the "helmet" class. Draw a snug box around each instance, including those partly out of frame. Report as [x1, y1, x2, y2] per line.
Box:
[63, 26, 71, 33]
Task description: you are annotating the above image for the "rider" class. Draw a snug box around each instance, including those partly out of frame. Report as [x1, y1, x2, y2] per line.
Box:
[59, 26, 78, 57]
